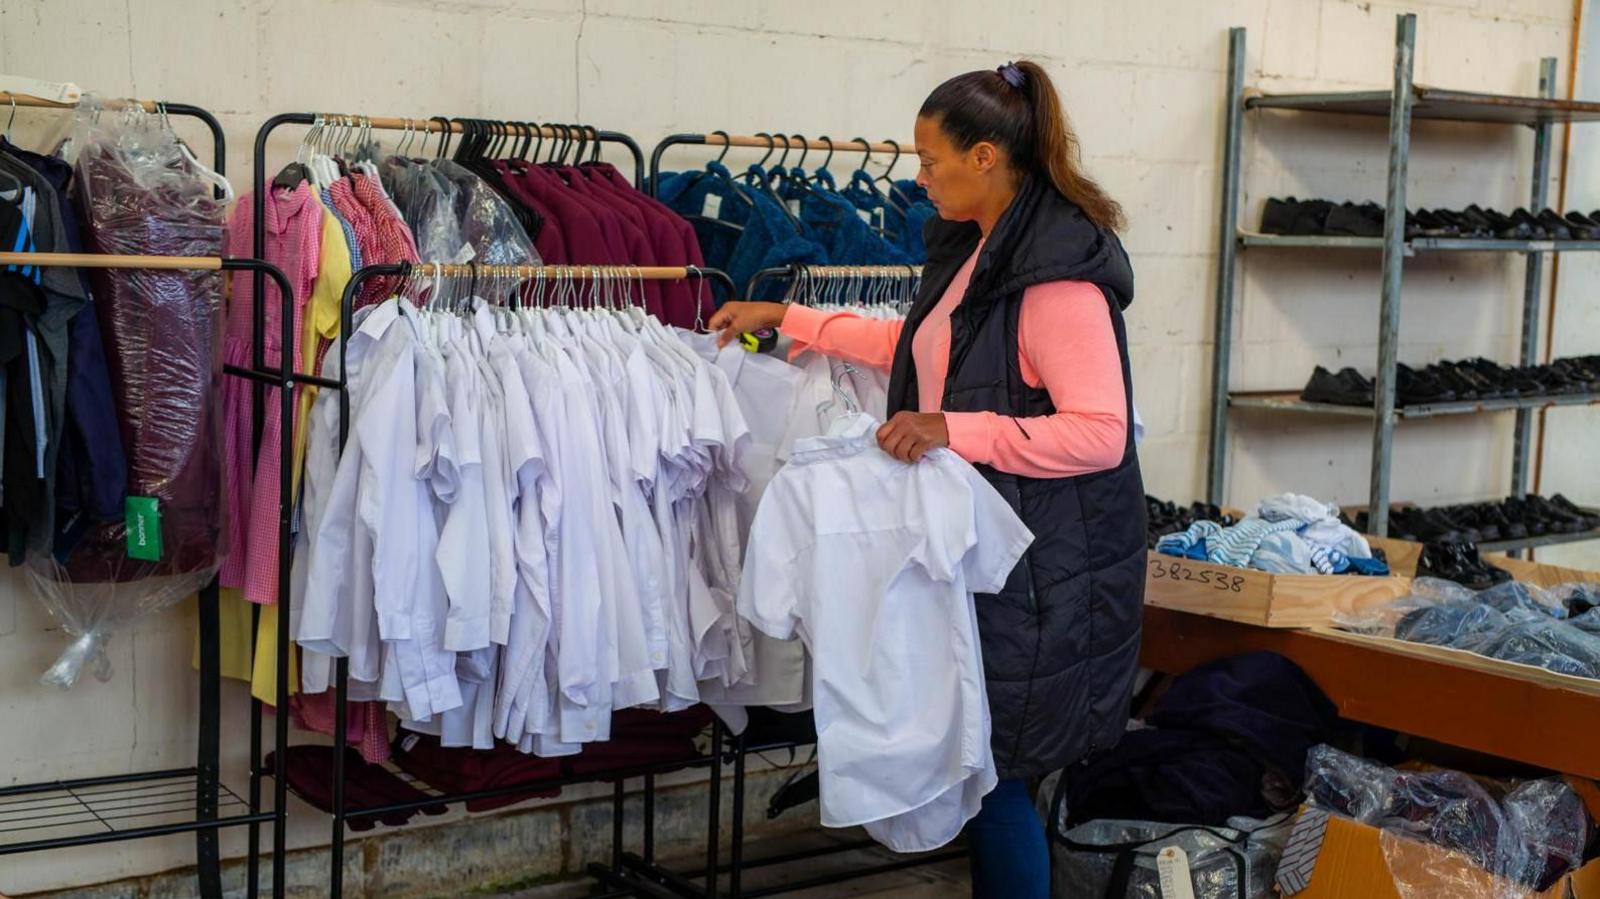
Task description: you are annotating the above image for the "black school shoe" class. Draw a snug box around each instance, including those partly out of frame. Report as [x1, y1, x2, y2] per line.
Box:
[1535, 208, 1574, 240]
[1510, 207, 1553, 240]
[1396, 364, 1456, 405]
[1550, 494, 1600, 529]
[1565, 210, 1600, 240]
[1301, 366, 1374, 406]
[1435, 208, 1493, 239]
[1410, 209, 1461, 238]
[1261, 197, 1299, 235]
[1327, 202, 1384, 237]
[1467, 205, 1535, 240]
[1418, 541, 1512, 591]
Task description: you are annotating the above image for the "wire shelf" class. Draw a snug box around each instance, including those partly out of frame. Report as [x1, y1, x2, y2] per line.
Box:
[0, 771, 259, 855]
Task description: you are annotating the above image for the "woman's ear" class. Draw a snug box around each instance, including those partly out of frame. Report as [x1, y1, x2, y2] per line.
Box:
[970, 140, 999, 173]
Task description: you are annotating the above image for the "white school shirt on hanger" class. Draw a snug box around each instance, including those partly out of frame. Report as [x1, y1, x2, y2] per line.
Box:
[738, 413, 1033, 853]
[387, 303, 464, 720]
[297, 300, 414, 691]
[492, 329, 554, 745]
[436, 313, 493, 652]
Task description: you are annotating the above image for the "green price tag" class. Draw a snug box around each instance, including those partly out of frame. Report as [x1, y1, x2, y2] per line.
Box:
[125, 497, 163, 561]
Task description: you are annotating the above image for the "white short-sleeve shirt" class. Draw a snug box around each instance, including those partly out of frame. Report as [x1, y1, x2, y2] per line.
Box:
[738, 413, 1033, 853]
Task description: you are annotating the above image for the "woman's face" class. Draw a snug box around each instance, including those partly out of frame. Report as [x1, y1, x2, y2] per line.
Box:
[914, 115, 1002, 222]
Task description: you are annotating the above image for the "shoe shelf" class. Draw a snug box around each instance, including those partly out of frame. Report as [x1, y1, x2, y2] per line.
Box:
[1207, 14, 1595, 539]
[1228, 390, 1600, 419]
[1246, 86, 1600, 126]
[1479, 516, 1600, 554]
[1238, 231, 1600, 254]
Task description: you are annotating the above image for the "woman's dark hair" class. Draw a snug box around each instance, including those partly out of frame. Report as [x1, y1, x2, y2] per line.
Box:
[919, 60, 1125, 232]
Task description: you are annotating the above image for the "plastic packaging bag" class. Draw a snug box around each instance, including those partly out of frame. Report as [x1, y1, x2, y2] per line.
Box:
[25, 96, 226, 687]
[1305, 745, 1588, 898]
[1335, 577, 1600, 681]
[1051, 814, 1294, 899]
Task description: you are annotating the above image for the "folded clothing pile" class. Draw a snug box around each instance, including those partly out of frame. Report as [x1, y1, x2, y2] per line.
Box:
[1261, 197, 1600, 241]
[1156, 493, 1389, 576]
[1146, 494, 1236, 549]
[1304, 744, 1591, 894]
[1335, 577, 1600, 680]
[1301, 357, 1600, 408]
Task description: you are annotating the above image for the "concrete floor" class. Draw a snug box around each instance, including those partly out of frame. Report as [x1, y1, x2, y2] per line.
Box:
[486, 829, 971, 898]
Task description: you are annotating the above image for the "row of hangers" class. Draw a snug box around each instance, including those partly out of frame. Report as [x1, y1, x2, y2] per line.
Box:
[685, 130, 916, 232]
[385, 261, 711, 329]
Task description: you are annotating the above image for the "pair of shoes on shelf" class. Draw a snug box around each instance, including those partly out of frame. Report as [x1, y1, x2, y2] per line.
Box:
[1300, 366, 1374, 406]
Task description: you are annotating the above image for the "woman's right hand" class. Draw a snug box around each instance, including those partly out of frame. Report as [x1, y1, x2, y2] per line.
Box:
[708, 301, 790, 348]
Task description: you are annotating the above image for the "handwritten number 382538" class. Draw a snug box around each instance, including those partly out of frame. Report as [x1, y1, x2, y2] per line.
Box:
[1147, 559, 1246, 593]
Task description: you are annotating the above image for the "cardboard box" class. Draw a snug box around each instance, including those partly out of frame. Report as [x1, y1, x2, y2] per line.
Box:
[1279, 805, 1600, 899]
[1142, 552, 1413, 628]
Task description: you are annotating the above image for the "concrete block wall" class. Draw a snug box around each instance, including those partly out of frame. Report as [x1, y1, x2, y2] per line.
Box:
[0, 0, 1595, 893]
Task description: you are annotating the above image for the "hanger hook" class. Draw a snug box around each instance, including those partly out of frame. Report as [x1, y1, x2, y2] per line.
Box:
[711, 130, 731, 164]
[817, 136, 834, 175]
[882, 139, 903, 178]
[753, 132, 775, 168]
[3, 94, 15, 140]
[775, 133, 792, 169]
[791, 134, 809, 171]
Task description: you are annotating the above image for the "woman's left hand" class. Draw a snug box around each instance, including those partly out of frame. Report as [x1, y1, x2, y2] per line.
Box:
[876, 412, 950, 463]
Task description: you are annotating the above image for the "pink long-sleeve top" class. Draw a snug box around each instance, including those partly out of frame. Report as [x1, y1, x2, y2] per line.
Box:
[780, 245, 1128, 478]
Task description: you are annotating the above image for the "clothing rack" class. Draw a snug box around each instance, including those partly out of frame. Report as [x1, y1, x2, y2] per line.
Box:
[647, 132, 916, 199]
[743, 263, 923, 299]
[277, 260, 737, 899]
[0, 251, 296, 899]
[0, 94, 248, 899]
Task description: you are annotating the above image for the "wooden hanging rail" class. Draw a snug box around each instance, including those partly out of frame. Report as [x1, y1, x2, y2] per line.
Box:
[0, 251, 223, 270]
[0, 91, 162, 111]
[406, 262, 725, 279]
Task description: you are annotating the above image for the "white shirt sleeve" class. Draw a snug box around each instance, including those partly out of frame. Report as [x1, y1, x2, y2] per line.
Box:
[436, 334, 493, 652]
[736, 473, 809, 642]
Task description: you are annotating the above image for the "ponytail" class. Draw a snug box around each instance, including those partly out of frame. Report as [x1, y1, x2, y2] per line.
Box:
[919, 60, 1125, 233]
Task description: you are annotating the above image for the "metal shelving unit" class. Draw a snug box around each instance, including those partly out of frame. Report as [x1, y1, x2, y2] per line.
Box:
[1207, 13, 1599, 538]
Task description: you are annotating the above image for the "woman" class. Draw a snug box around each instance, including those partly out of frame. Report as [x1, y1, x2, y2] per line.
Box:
[710, 61, 1146, 897]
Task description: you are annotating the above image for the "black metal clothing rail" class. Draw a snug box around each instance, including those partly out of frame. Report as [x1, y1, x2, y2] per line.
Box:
[646, 133, 914, 199]
[0, 252, 297, 899]
[296, 260, 734, 899]
[742, 263, 923, 301]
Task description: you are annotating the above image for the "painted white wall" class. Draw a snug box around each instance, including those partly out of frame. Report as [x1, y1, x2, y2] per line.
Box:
[0, 0, 1593, 892]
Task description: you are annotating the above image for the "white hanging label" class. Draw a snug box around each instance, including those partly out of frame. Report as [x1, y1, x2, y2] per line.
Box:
[1156, 846, 1196, 899]
[702, 193, 723, 218]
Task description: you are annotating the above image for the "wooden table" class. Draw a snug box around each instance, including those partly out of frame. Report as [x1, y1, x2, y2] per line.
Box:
[1139, 605, 1600, 779]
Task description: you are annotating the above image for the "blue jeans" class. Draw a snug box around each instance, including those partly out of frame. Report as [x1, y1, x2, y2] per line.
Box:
[967, 778, 1049, 898]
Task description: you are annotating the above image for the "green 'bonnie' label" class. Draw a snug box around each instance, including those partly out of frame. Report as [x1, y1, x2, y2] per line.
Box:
[125, 497, 163, 561]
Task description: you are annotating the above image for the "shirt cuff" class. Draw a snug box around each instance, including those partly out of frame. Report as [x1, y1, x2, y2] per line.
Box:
[944, 412, 997, 466]
[778, 303, 825, 352]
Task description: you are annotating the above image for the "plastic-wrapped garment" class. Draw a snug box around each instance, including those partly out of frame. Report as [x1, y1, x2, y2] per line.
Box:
[1304, 745, 1589, 897]
[1049, 814, 1294, 899]
[25, 99, 227, 686]
[1337, 577, 1600, 680]
[429, 160, 537, 266]
[379, 157, 462, 263]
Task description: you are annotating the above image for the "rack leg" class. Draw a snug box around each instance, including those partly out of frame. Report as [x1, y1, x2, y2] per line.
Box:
[196, 580, 222, 899]
[1207, 26, 1247, 506]
[729, 734, 747, 899]
[331, 657, 349, 899]
[1513, 56, 1558, 516]
[643, 773, 656, 863]
[612, 780, 626, 871]
[1369, 12, 1417, 537]
[707, 718, 723, 899]
[247, 600, 262, 899]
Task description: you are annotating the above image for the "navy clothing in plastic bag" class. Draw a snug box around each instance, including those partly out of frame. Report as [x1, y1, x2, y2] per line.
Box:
[1305, 744, 1590, 894]
[1060, 652, 1339, 827]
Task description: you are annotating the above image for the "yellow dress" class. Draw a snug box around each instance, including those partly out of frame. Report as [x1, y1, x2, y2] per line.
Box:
[203, 191, 352, 703]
